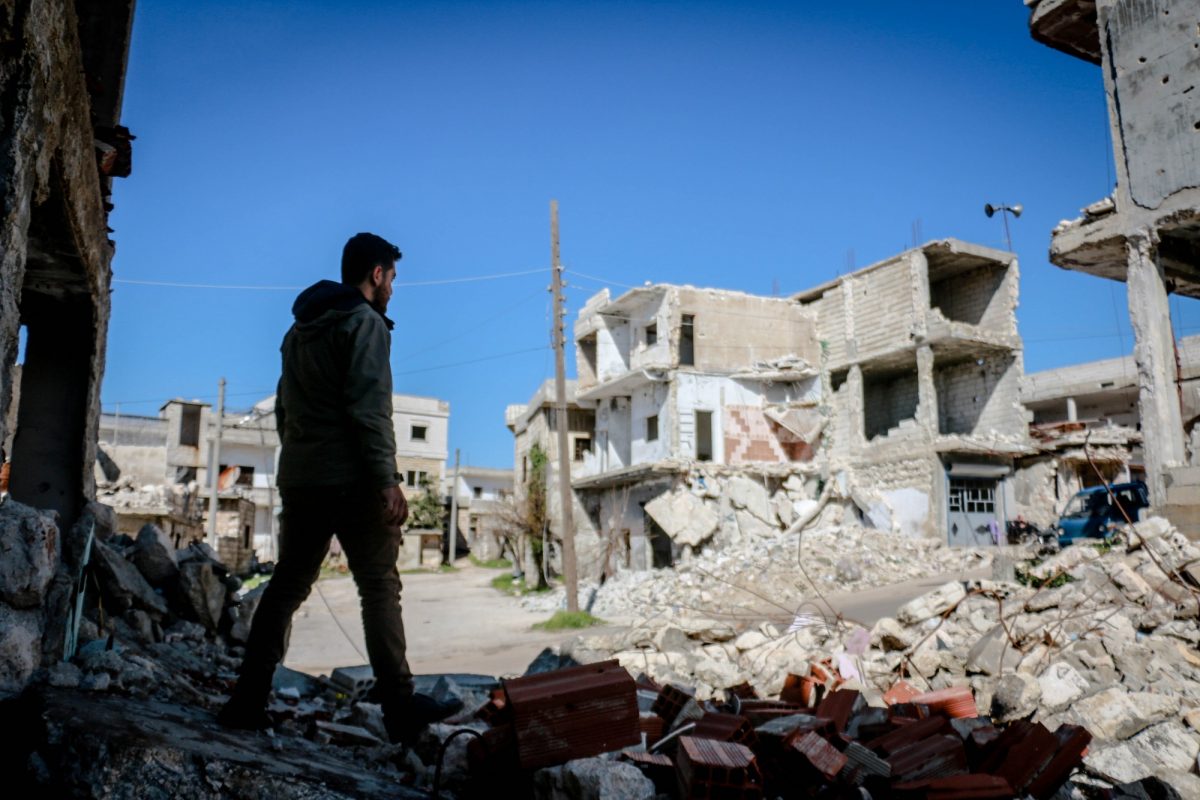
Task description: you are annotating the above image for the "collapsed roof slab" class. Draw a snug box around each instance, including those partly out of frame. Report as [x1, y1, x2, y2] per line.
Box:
[1028, 0, 1101, 65]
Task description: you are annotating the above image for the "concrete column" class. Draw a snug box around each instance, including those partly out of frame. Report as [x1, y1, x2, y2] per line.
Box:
[1126, 234, 1186, 507]
[1066, 397, 1078, 423]
[846, 365, 865, 450]
[916, 345, 938, 433]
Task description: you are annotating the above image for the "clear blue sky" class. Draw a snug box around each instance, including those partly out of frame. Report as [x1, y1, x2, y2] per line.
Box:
[104, 0, 1199, 468]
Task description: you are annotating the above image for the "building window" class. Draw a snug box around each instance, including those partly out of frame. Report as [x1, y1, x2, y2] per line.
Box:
[218, 465, 255, 487]
[645, 322, 657, 346]
[680, 315, 695, 366]
[473, 486, 483, 498]
[406, 469, 428, 488]
[647, 415, 659, 442]
[179, 406, 201, 447]
[695, 410, 713, 462]
[574, 436, 591, 461]
[410, 424, 427, 441]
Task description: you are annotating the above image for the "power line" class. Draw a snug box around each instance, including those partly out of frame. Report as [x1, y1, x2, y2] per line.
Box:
[111, 267, 547, 291]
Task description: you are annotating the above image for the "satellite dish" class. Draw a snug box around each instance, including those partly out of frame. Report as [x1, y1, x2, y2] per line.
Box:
[1011, 204, 1023, 218]
[984, 203, 996, 218]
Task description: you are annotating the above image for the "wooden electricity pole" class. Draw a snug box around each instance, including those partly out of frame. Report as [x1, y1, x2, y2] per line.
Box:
[551, 200, 579, 613]
[206, 377, 226, 549]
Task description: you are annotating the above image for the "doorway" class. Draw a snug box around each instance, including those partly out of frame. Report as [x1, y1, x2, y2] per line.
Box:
[947, 477, 1000, 547]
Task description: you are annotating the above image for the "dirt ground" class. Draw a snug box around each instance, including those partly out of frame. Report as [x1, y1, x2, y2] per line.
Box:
[284, 560, 575, 678]
[284, 558, 991, 681]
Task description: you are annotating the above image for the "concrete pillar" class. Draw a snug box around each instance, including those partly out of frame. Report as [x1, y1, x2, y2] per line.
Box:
[846, 365, 865, 450]
[1066, 397, 1077, 423]
[1126, 234, 1186, 507]
[916, 345, 938, 433]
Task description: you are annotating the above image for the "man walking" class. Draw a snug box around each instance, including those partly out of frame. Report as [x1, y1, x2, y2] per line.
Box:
[219, 232, 458, 743]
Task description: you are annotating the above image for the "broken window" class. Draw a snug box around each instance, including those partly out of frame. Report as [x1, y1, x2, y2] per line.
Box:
[695, 410, 713, 461]
[574, 436, 591, 461]
[473, 486, 483, 498]
[679, 315, 695, 366]
[863, 368, 919, 440]
[646, 415, 659, 442]
[410, 424, 427, 441]
[179, 405, 201, 447]
[220, 465, 255, 487]
[645, 323, 657, 347]
[578, 334, 598, 385]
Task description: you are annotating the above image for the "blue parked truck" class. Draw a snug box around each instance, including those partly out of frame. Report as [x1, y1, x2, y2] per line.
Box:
[1054, 481, 1149, 545]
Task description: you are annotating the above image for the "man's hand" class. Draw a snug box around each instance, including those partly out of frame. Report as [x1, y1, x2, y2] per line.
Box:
[381, 484, 408, 526]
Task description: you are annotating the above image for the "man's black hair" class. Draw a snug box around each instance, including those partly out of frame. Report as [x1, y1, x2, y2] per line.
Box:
[341, 232, 402, 285]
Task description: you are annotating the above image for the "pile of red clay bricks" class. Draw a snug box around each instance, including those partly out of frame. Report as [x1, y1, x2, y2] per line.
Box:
[466, 660, 1091, 798]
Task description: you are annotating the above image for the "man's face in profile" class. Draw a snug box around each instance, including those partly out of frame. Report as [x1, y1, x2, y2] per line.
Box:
[374, 263, 397, 312]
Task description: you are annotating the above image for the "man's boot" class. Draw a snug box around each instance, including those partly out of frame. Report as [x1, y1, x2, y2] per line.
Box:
[217, 668, 274, 731]
[381, 693, 464, 745]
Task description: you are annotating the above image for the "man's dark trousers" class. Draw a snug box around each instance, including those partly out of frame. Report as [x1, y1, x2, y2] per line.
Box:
[233, 484, 413, 707]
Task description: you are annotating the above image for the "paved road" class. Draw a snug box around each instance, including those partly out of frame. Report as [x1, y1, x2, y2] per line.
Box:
[285, 561, 575, 678]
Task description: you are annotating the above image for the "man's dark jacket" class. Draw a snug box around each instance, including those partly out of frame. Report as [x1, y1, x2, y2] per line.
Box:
[275, 280, 399, 489]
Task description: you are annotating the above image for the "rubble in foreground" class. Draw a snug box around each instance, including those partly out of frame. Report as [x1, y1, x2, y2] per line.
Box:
[554, 516, 1200, 793]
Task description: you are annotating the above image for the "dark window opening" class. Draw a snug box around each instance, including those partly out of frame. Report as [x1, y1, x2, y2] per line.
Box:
[646, 415, 659, 441]
[695, 410, 713, 461]
[218, 465, 255, 487]
[574, 436, 591, 461]
[180, 405, 201, 447]
[411, 424, 427, 441]
[645, 323, 657, 346]
[175, 466, 197, 484]
[645, 508, 674, 568]
[243, 524, 251, 548]
[679, 315, 695, 366]
[473, 486, 483, 498]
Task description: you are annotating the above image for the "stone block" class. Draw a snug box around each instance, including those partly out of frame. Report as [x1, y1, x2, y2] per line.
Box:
[1037, 661, 1089, 712]
[644, 490, 719, 547]
[896, 581, 966, 625]
[175, 561, 226, 630]
[130, 523, 178, 585]
[724, 476, 776, 525]
[0, 498, 59, 608]
[91, 541, 168, 616]
[1068, 687, 1178, 741]
[0, 604, 43, 692]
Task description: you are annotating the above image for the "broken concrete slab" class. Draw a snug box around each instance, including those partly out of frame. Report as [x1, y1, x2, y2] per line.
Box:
[1037, 661, 1089, 712]
[228, 584, 265, 644]
[643, 490, 719, 547]
[534, 756, 656, 800]
[725, 476, 777, 526]
[175, 561, 226, 631]
[90, 540, 168, 616]
[130, 523, 177, 585]
[896, 581, 966, 625]
[1068, 687, 1179, 741]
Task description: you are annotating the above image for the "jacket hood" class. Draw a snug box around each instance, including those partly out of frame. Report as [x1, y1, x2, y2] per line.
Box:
[291, 280, 394, 329]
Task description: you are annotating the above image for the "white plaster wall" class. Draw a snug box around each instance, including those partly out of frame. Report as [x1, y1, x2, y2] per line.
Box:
[629, 294, 672, 371]
[587, 397, 632, 474]
[672, 373, 821, 463]
[394, 407, 449, 465]
[631, 382, 671, 464]
[596, 320, 631, 382]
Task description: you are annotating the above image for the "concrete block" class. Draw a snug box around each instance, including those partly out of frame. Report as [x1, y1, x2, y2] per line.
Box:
[1165, 485, 1200, 506]
[1163, 504, 1200, 541]
[1166, 466, 1200, 488]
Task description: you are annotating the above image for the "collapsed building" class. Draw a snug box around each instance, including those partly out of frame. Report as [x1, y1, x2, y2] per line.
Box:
[794, 239, 1029, 544]
[571, 285, 821, 571]
[1019, 334, 1200, 526]
[1027, 0, 1200, 536]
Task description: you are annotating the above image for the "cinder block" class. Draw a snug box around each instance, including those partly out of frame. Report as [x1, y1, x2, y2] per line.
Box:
[1166, 485, 1200, 507]
[1164, 503, 1200, 541]
[1167, 466, 1200, 488]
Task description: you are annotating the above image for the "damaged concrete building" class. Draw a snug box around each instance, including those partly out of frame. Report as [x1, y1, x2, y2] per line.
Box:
[1018, 333, 1200, 525]
[1027, 0, 1200, 535]
[443, 465, 514, 563]
[794, 239, 1030, 545]
[0, 0, 136, 691]
[570, 285, 821, 571]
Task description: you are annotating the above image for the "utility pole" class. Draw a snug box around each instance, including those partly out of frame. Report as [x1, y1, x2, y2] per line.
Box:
[551, 199, 579, 613]
[446, 448, 460, 566]
[206, 378, 226, 548]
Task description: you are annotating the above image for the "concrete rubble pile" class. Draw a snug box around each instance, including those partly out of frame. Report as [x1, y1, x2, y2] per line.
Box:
[1, 496, 441, 798]
[548, 515, 1200, 795]
[526, 522, 992, 625]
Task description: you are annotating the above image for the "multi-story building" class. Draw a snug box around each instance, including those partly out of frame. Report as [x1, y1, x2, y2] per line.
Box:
[794, 239, 1030, 545]
[442, 465, 514, 561]
[571, 285, 820, 570]
[96, 393, 449, 564]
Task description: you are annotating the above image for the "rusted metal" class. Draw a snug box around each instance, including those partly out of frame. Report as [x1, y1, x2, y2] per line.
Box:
[502, 659, 639, 769]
